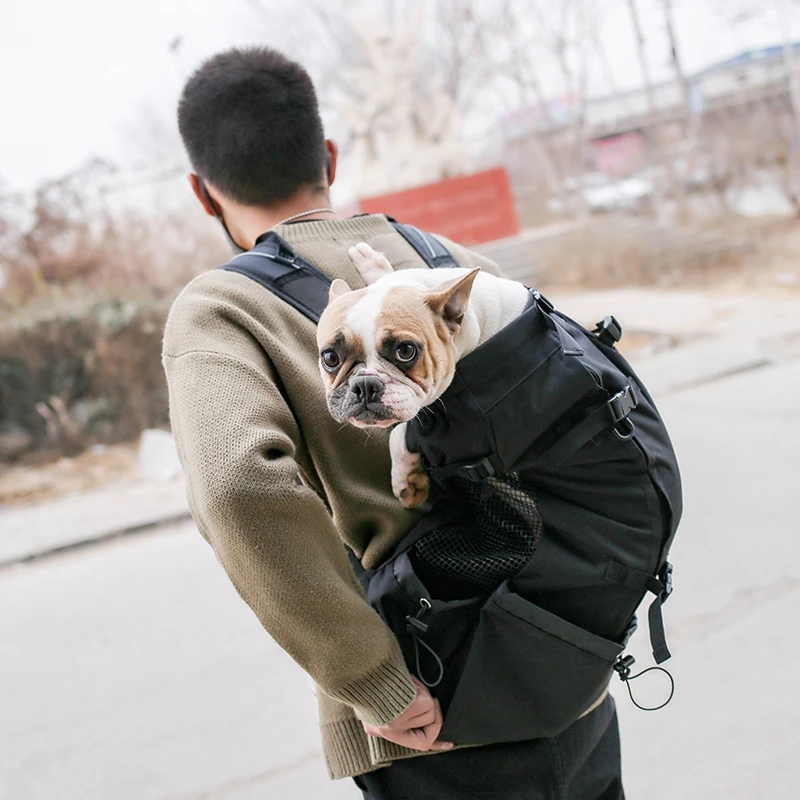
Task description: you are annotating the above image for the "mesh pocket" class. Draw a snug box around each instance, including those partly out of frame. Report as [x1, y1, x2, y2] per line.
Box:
[411, 474, 542, 599]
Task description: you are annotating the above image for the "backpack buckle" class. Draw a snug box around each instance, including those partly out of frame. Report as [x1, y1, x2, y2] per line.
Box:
[457, 458, 496, 482]
[594, 315, 622, 347]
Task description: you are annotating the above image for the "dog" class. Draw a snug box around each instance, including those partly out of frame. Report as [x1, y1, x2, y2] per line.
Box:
[317, 242, 529, 509]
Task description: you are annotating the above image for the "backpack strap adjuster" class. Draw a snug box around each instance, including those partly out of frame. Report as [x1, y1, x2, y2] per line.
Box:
[660, 562, 673, 600]
[271, 248, 297, 267]
[609, 384, 638, 422]
[532, 290, 555, 314]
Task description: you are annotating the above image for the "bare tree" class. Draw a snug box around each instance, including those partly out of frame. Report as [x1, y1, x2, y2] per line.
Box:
[662, 0, 697, 138]
[774, 0, 800, 138]
[625, 0, 687, 221]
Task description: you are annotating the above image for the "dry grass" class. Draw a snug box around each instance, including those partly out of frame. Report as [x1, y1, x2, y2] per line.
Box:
[0, 442, 138, 507]
[534, 215, 796, 291]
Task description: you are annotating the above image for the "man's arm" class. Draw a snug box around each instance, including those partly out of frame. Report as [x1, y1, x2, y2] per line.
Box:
[163, 341, 417, 727]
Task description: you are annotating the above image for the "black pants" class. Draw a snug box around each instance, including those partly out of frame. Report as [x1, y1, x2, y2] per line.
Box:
[354, 695, 623, 800]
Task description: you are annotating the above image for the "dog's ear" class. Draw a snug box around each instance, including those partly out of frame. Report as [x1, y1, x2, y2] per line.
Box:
[425, 268, 480, 332]
[329, 279, 352, 303]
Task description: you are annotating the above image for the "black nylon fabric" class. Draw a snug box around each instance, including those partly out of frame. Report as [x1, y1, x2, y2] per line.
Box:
[405, 296, 682, 643]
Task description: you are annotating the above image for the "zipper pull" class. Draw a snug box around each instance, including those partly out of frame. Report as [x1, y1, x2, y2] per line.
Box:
[406, 597, 431, 634]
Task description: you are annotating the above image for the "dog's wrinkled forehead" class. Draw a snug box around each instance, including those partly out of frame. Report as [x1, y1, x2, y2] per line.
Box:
[318, 283, 441, 361]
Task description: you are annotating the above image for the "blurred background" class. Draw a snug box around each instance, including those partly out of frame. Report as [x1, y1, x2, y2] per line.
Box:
[1, 1, 798, 798]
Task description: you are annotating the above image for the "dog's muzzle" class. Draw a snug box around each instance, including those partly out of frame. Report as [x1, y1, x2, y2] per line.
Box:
[328, 374, 395, 424]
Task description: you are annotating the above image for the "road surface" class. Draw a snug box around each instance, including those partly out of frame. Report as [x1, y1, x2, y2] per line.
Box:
[2, 359, 799, 799]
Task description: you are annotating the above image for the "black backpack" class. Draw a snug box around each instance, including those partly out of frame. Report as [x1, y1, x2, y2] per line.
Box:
[220, 221, 683, 745]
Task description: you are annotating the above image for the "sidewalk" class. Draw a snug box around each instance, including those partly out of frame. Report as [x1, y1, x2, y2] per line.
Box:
[555, 287, 800, 394]
[2, 286, 799, 567]
[0, 478, 189, 567]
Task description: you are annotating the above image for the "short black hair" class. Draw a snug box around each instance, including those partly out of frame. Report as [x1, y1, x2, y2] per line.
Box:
[178, 47, 327, 206]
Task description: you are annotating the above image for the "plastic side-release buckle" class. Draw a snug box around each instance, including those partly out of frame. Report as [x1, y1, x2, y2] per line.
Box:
[457, 457, 496, 482]
[594, 315, 623, 347]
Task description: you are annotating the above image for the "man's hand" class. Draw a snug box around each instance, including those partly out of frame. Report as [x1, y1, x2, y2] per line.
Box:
[362, 677, 453, 752]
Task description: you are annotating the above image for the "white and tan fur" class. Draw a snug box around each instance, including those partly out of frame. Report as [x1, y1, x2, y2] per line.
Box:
[317, 243, 529, 508]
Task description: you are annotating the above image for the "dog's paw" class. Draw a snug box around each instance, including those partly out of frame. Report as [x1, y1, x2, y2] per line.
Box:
[348, 242, 394, 285]
[393, 467, 430, 509]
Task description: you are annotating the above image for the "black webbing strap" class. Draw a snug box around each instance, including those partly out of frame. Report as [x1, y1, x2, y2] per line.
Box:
[536, 383, 639, 468]
[605, 560, 674, 664]
[220, 231, 332, 323]
[648, 563, 673, 664]
[388, 220, 462, 270]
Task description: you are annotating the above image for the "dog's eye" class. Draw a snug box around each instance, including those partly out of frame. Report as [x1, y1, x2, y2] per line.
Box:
[321, 349, 341, 371]
[395, 342, 418, 363]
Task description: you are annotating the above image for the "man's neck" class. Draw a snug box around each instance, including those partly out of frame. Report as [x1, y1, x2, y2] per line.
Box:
[232, 189, 338, 249]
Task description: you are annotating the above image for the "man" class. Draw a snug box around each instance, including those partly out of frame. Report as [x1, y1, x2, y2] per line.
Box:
[166, 46, 624, 799]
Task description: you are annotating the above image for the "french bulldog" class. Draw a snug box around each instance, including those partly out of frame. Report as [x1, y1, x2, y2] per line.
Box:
[317, 242, 529, 509]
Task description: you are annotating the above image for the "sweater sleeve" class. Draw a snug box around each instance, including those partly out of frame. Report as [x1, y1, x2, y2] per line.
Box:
[163, 347, 416, 726]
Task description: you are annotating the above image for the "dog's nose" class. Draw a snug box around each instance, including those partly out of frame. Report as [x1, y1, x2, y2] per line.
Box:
[350, 374, 384, 407]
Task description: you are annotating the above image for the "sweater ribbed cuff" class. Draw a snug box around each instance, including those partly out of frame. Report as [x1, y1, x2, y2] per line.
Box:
[335, 657, 417, 727]
[320, 716, 375, 780]
[367, 733, 441, 766]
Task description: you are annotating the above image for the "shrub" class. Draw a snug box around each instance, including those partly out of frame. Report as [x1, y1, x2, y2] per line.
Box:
[0, 292, 172, 458]
[0, 163, 228, 462]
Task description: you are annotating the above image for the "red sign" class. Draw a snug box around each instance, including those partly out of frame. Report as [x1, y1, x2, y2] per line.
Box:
[359, 168, 519, 246]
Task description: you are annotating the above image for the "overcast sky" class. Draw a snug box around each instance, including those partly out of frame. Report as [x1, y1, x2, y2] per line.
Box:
[1, 0, 797, 194]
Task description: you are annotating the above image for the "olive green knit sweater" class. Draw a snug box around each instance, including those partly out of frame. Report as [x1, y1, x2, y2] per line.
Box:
[162, 214, 502, 779]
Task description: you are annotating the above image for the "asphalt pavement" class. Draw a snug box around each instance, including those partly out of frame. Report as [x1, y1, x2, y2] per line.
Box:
[2, 309, 799, 799]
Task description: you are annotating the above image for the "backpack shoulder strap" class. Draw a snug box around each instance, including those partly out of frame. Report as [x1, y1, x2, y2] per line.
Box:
[219, 231, 331, 323]
[388, 220, 462, 269]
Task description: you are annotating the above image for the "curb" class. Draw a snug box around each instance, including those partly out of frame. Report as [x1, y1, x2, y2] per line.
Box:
[0, 479, 191, 568]
[0, 511, 193, 569]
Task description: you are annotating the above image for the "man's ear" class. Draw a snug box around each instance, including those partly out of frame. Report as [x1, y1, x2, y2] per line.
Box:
[325, 139, 339, 187]
[329, 278, 351, 303]
[426, 268, 480, 332]
[189, 173, 216, 217]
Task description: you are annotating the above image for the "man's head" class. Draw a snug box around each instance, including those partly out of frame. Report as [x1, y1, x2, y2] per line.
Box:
[177, 47, 336, 246]
[316, 245, 479, 428]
